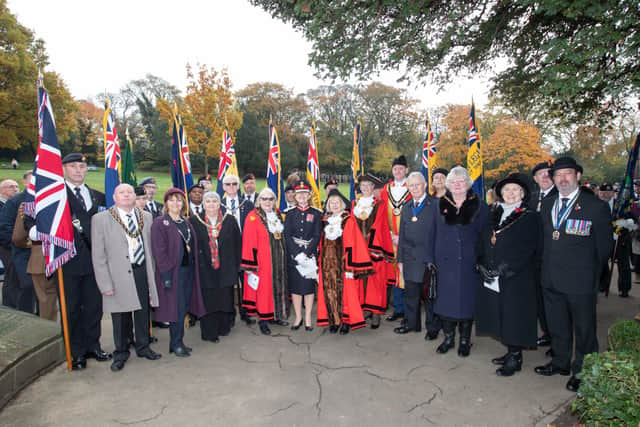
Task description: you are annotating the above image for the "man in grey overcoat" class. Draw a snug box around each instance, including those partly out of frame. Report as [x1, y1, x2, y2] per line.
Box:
[92, 184, 161, 372]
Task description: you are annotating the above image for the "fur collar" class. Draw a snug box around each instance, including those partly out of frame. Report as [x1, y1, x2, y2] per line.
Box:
[439, 190, 480, 225]
[489, 203, 528, 231]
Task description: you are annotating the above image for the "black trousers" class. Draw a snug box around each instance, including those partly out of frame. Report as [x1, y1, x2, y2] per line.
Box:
[543, 287, 598, 375]
[169, 265, 194, 351]
[424, 298, 441, 333]
[616, 243, 631, 294]
[403, 280, 422, 331]
[535, 268, 550, 337]
[60, 269, 103, 359]
[111, 264, 151, 362]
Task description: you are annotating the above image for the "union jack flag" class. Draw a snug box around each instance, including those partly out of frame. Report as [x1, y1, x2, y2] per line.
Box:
[421, 117, 437, 188]
[34, 82, 76, 276]
[266, 120, 286, 211]
[103, 100, 121, 207]
[306, 122, 321, 208]
[216, 127, 235, 196]
[170, 106, 194, 193]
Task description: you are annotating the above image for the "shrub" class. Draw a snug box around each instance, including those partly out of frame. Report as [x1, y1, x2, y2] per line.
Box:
[571, 319, 640, 426]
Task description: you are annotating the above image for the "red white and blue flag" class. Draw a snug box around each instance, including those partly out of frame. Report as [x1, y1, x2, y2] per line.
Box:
[170, 107, 194, 193]
[34, 83, 76, 276]
[103, 100, 121, 207]
[216, 127, 235, 196]
[306, 122, 321, 208]
[266, 120, 286, 211]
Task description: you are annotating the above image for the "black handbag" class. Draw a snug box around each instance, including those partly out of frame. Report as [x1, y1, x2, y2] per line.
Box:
[421, 264, 437, 300]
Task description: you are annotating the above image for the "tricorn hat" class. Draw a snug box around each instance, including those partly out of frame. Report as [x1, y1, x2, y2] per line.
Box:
[325, 188, 349, 208]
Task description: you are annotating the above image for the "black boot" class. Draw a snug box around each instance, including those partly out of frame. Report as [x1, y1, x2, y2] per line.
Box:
[491, 352, 510, 366]
[496, 351, 522, 376]
[436, 320, 456, 354]
[457, 320, 472, 357]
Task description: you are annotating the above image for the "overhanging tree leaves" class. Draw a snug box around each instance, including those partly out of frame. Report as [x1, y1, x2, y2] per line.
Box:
[251, 0, 640, 123]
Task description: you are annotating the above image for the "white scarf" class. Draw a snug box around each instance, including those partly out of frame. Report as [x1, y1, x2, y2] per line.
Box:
[324, 215, 343, 240]
[265, 211, 284, 234]
[353, 195, 374, 219]
[498, 201, 521, 225]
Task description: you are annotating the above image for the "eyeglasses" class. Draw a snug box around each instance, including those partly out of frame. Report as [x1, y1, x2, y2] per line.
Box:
[260, 197, 275, 201]
[224, 182, 238, 186]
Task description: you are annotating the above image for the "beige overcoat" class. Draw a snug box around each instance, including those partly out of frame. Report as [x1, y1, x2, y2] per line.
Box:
[91, 208, 159, 313]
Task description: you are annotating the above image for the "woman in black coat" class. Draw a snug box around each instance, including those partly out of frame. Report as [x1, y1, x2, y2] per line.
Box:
[190, 191, 241, 343]
[476, 173, 542, 376]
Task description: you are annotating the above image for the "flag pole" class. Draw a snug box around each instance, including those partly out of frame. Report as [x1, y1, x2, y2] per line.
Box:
[56, 268, 73, 371]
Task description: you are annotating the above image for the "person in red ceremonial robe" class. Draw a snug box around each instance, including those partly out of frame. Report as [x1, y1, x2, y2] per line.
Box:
[317, 189, 374, 335]
[352, 173, 394, 329]
[380, 155, 412, 323]
[241, 188, 289, 336]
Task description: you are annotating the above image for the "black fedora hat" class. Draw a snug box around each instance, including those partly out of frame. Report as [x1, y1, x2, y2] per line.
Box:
[551, 156, 583, 175]
[495, 173, 530, 201]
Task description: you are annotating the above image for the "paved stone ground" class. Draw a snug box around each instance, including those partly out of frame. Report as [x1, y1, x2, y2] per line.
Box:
[0, 275, 637, 427]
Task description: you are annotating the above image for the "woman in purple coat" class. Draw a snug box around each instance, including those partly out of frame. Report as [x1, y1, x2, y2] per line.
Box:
[151, 188, 206, 357]
[429, 167, 488, 357]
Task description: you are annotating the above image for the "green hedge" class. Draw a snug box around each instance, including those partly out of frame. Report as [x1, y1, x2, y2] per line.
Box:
[572, 320, 640, 426]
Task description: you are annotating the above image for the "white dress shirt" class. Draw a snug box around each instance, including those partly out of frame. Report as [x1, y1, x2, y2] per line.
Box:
[66, 181, 93, 210]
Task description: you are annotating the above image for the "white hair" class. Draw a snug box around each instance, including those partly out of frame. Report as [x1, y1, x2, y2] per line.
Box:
[257, 187, 276, 200]
[445, 166, 473, 189]
[407, 171, 426, 184]
[222, 174, 239, 184]
[202, 191, 221, 202]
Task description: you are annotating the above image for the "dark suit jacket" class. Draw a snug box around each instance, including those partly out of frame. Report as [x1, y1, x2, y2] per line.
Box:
[397, 195, 436, 283]
[0, 191, 32, 288]
[64, 185, 105, 275]
[541, 190, 613, 294]
[528, 186, 558, 211]
[144, 200, 164, 219]
[221, 196, 254, 231]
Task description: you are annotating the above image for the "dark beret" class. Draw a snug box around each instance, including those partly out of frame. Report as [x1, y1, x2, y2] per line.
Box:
[242, 173, 256, 183]
[62, 153, 85, 164]
[139, 176, 156, 186]
[531, 161, 552, 176]
[431, 168, 449, 178]
[188, 184, 204, 193]
[134, 186, 146, 197]
[324, 178, 338, 189]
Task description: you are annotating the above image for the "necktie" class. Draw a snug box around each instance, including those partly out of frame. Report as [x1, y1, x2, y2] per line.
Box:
[559, 197, 569, 217]
[196, 206, 201, 215]
[127, 213, 144, 265]
[231, 199, 236, 211]
[536, 192, 544, 212]
[74, 187, 87, 211]
[414, 201, 420, 208]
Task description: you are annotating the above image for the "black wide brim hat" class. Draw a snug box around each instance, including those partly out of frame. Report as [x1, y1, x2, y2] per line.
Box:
[550, 156, 583, 175]
[357, 173, 384, 188]
[495, 173, 530, 201]
[325, 188, 350, 207]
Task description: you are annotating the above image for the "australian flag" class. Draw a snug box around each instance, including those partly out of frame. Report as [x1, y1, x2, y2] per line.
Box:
[34, 82, 76, 276]
[170, 108, 194, 193]
[267, 121, 286, 211]
[103, 100, 121, 207]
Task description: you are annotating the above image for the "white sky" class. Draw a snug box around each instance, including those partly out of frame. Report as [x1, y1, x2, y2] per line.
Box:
[8, 0, 490, 109]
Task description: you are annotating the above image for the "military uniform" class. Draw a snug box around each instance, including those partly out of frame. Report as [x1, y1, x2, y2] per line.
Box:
[284, 205, 322, 295]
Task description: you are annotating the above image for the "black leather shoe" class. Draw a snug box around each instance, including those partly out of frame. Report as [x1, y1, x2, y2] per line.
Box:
[291, 319, 302, 330]
[370, 314, 381, 329]
[260, 322, 271, 335]
[339, 324, 350, 335]
[491, 352, 509, 365]
[137, 349, 162, 360]
[534, 362, 570, 376]
[496, 352, 522, 376]
[172, 347, 190, 357]
[329, 325, 339, 334]
[458, 340, 472, 357]
[274, 319, 289, 326]
[620, 291, 629, 298]
[394, 326, 413, 334]
[436, 334, 455, 354]
[536, 335, 551, 347]
[209, 337, 220, 343]
[149, 336, 158, 343]
[545, 348, 554, 357]
[85, 349, 112, 362]
[566, 375, 581, 392]
[152, 321, 170, 329]
[424, 331, 439, 341]
[110, 360, 125, 372]
[305, 324, 314, 332]
[244, 316, 256, 325]
[386, 312, 404, 321]
[183, 345, 192, 352]
[72, 357, 87, 371]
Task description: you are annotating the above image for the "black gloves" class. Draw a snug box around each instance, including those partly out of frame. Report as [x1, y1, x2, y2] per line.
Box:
[476, 264, 498, 282]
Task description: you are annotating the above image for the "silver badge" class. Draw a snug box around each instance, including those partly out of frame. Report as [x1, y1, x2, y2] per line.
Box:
[163, 219, 169, 226]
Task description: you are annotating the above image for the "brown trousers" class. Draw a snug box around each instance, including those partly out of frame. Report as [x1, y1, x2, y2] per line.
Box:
[32, 273, 58, 321]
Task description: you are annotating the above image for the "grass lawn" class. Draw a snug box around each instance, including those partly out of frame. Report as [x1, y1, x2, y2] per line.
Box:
[0, 164, 352, 202]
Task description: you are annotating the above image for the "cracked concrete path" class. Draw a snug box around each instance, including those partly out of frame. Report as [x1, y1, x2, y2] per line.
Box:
[1, 280, 637, 427]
